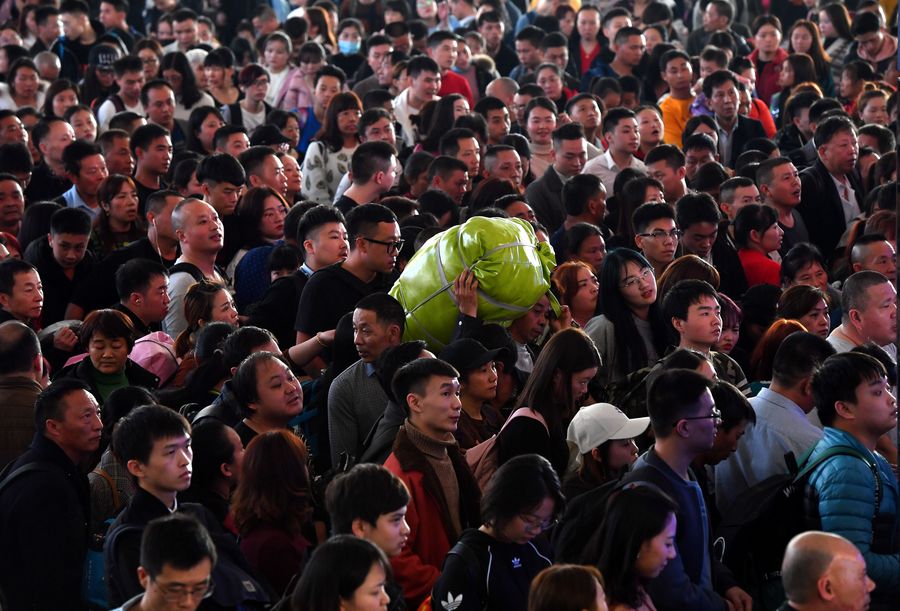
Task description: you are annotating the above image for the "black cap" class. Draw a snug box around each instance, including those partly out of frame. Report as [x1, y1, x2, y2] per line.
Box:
[438, 338, 509, 373]
[249, 124, 292, 147]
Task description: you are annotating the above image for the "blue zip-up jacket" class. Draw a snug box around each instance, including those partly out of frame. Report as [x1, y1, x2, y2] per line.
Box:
[806, 427, 900, 594]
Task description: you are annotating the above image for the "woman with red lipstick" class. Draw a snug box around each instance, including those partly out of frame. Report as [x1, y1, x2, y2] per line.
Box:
[232, 429, 313, 597]
[585, 249, 669, 389]
[56, 308, 160, 404]
[431, 454, 562, 611]
[90, 175, 146, 259]
[230, 351, 304, 448]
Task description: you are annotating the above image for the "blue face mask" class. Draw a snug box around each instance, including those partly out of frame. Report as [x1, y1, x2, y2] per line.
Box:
[339, 39, 361, 55]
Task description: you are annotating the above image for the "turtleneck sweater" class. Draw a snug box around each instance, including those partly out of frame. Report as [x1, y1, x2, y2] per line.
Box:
[404, 420, 462, 535]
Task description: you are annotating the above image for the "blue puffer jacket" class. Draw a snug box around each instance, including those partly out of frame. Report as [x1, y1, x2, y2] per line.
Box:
[806, 427, 900, 594]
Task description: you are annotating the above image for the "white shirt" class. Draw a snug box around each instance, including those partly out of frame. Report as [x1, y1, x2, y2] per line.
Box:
[827, 323, 897, 362]
[714, 387, 824, 520]
[829, 172, 860, 224]
[393, 89, 429, 148]
[97, 98, 144, 133]
[266, 67, 290, 107]
[581, 149, 647, 195]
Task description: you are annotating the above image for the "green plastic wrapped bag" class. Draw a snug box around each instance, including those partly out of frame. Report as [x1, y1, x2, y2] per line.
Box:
[389, 216, 559, 350]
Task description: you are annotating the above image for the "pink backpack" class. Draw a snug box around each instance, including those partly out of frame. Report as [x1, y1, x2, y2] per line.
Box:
[465, 407, 548, 491]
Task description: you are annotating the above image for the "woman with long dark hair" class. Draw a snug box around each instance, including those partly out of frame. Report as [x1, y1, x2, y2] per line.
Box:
[226, 186, 289, 278]
[498, 328, 600, 477]
[0, 58, 44, 110]
[787, 20, 834, 97]
[160, 51, 216, 122]
[42, 78, 79, 118]
[418, 94, 469, 153]
[776, 285, 830, 338]
[591, 484, 678, 611]
[817, 3, 853, 84]
[770, 53, 817, 124]
[585, 249, 669, 388]
[301, 91, 362, 205]
[90, 175, 146, 258]
[292, 535, 392, 611]
[432, 454, 562, 611]
[187, 106, 225, 155]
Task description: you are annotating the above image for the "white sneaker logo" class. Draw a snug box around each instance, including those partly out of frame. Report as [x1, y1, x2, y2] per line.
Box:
[511, 557, 522, 568]
[441, 592, 463, 610]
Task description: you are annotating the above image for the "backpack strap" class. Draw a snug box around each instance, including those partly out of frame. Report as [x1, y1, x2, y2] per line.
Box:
[797, 445, 883, 510]
[93, 467, 121, 513]
[168, 262, 206, 282]
[0, 461, 61, 496]
[446, 538, 488, 607]
[499, 407, 548, 435]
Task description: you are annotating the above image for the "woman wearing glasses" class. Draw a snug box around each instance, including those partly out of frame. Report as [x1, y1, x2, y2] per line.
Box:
[585, 249, 669, 390]
[431, 454, 563, 611]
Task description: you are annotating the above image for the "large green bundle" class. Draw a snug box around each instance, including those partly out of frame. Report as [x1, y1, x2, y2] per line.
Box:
[389, 216, 558, 350]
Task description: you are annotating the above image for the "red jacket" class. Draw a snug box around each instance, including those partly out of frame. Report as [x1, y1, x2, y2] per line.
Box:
[383, 425, 481, 609]
[749, 47, 788, 108]
[439, 70, 475, 107]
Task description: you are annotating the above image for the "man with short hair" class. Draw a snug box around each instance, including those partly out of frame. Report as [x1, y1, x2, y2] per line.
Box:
[715, 332, 836, 518]
[329, 293, 404, 464]
[846, 11, 898, 76]
[510, 26, 544, 83]
[351, 34, 393, 95]
[624, 368, 752, 611]
[52, 0, 98, 81]
[427, 156, 469, 205]
[439, 127, 481, 188]
[798, 116, 864, 263]
[197, 152, 247, 266]
[163, 199, 227, 339]
[141, 80, 188, 153]
[394, 56, 442, 148]
[566, 93, 603, 154]
[717, 176, 761, 224]
[448, 0, 477, 29]
[676, 192, 748, 300]
[827, 271, 897, 361]
[526, 122, 588, 233]
[659, 50, 695, 147]
[663, 279, 750, 393]
[0, 320, 45, 465]
[98, 0, 139, 52]
[0, 172, 24, 235]
[582, 107, 646, 195]
[849, 234, 896, 283]
[427, 31, 474, 106]
[775, 91, 820, 155]
[56, 140, 109, 219]
[295, 204, 399, 349]
[249, 205, 349, 349]
[97, 55, 145, 132]
[119, 514, 218, 611]
[0, 379, 102, 610]
[114, 259, 170, 336]
[548, 173, 607, 254]
[583, 26, 645, 84]
[163, 8, 198, 54]
[683, 133, 719, 183]
[705, 70, 767, 169]
[131, 123, 173, 213]
[25, 117, 75, 203]
[757, 157, 808, 256]
[99, 129, 134, 176]
[474, 96, 512, 145]
[30, 5, 61, 55]
[477, 11, 517, 75]
[633, 202, 679, 277]
[384, 358, 481, 608]
[337, 141, 398, 214]
[687, 0, 750, 55]
[24, 207, 93, 328]
[645, 144, 689, 203]
[237, 145, 286, 196]
[0, 110, 28, 146]
[0, 259, 43, 328]
[485, 77, 519, 131]
[213, 125, 250, 157]
[482, 145, 523, 190]
[780, 531, 876, 611]
[804, 351, 900, 601]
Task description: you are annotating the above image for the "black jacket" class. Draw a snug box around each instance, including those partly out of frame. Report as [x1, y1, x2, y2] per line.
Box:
[55, 356, 160, 401]
[721, 115, 767, 169]
[0, 433, 91, 610]
[192, 380, 243, 427]
[798, 158, 863, 263]
[525, 166, 566, 234]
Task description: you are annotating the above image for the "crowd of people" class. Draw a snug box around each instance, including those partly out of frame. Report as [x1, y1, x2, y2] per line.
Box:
[0, 0, 896, 608]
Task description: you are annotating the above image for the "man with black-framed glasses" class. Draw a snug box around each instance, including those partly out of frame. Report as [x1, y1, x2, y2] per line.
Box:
[114, 514, 217, 611]
[633, 202, 680, 278]
[623, 368, 753, 611]
[295, 204, 400, 371]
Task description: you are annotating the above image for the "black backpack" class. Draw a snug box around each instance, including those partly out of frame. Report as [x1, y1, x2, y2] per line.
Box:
[551, 475, 624, 563]
[715, 445, 882, 611]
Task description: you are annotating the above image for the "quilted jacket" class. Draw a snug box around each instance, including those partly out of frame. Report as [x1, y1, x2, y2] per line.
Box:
[806, 427, 900, 594]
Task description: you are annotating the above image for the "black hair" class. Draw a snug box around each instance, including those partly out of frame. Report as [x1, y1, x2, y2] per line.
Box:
[0, 319, 39, 376]
[552, 122, 585, 149]
[602, 107, 636, 136]
[140, 514, 217, 579]
[814, 352, 887, 427]
[418, 189, 459, 226]
[130, 123, 170, 156]
[49, 206, 92, 236]
[712, 379, 755, 431]
[111, 404, 191, 467]
[354, 293, 405, 333]
[781, 242, 827, 284]
[326, 463, 411, 533]
[350, 141, 396, 184]
[644, 144, 685, 169]
[662, 278, 719, 324]
[115, 259, 167, 301]
[61, 140, 102, 178]
[195, 152, 246, 188]
[221, 326, 276, 371]
[674, 192, 719, 229]
[841, 270, 892, 320]
[438, 127, 477, 158]
[632, 201, 675, 233]
[682, 116, 717, 148]
[562, 174, 604, 216]
[814, 115, 857, 148]
[481, 454, 564, 531]
[771, 331, 836, 388]
[850, 10, 881, 36]
[733, 202, 778, 248]
[296, 204, 346, 244]
[391, 358, 459, 415]
[345, 203, 397, 245]
[292, 536, 392, 610]
[647, 368, 715, 437]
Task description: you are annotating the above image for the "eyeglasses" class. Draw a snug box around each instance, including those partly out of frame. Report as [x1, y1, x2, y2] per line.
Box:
[619, 267, 654, 289]
[676, 406, 722, 426]
[152, 578, 214, 603]
[363, 237, 405, 253]
[637, 229, 683, 241]
[141, 57, 160, 65]
[520, 515, 558, 533]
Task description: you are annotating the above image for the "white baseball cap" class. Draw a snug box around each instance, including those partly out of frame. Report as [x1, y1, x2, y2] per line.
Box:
[567, 403, 650, 455]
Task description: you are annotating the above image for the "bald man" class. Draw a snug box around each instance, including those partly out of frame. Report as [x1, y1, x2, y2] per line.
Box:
[780, 531, 875, 611]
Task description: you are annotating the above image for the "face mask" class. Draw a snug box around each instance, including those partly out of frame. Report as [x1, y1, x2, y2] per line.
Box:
[338, 39, 361, 54]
